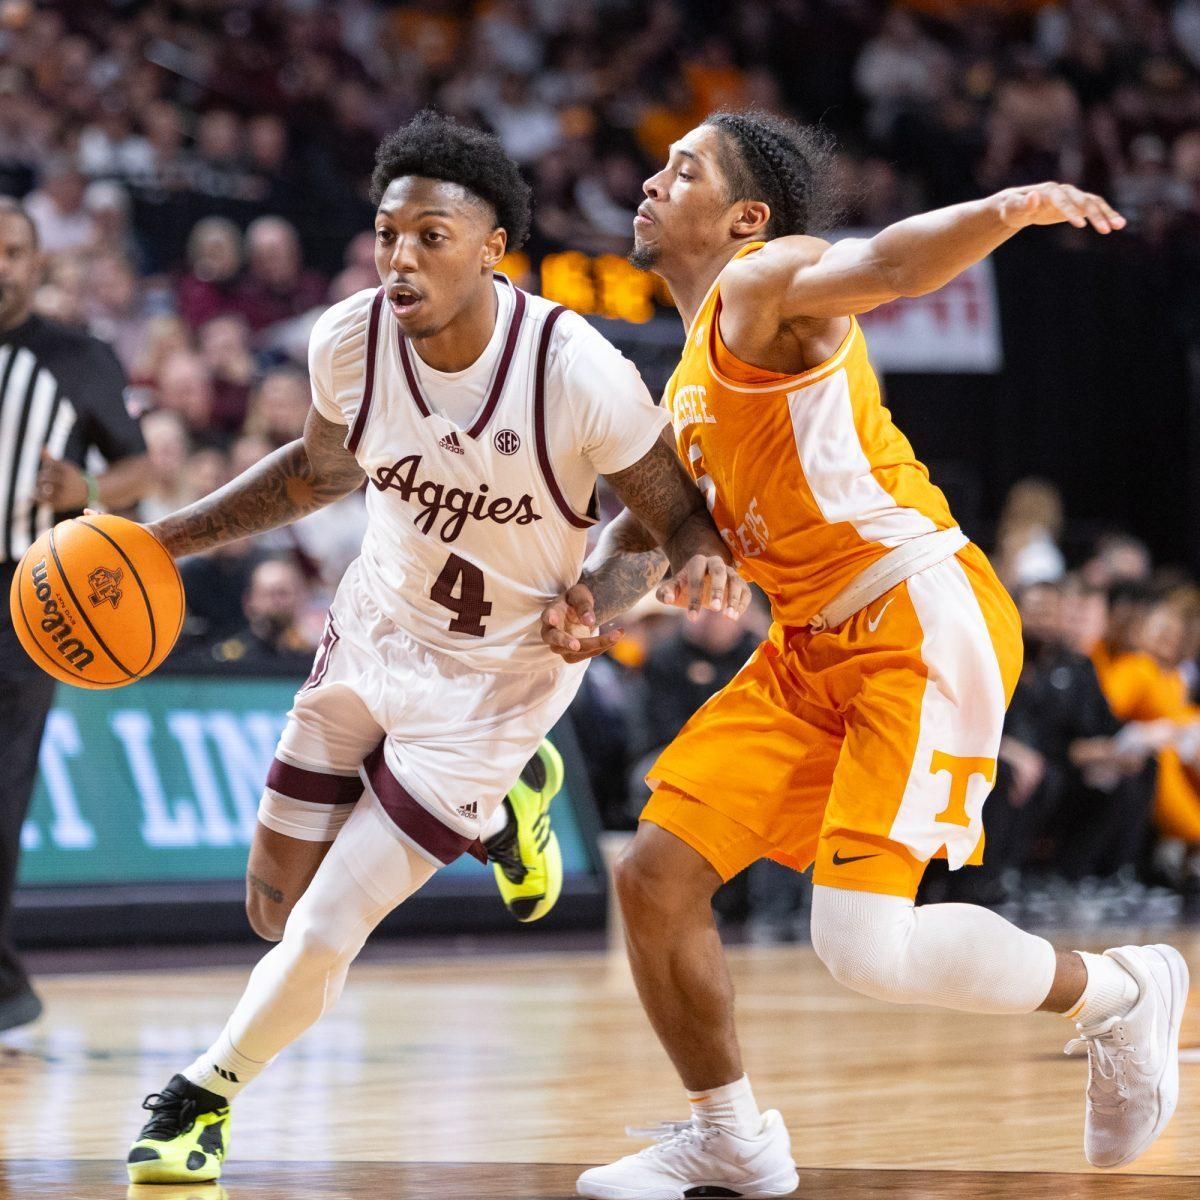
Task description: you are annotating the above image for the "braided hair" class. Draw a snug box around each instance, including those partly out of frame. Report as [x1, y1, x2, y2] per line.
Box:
[371, 111, 533, 249]
[704, 110, 841, 240]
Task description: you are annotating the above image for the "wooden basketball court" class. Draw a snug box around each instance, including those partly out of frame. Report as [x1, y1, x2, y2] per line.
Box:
[3, 927, 1199, 1198]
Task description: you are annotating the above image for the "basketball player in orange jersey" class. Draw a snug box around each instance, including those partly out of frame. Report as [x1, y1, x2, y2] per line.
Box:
[121, 113, 751, 1186]
[541, 112, 1190, 1199]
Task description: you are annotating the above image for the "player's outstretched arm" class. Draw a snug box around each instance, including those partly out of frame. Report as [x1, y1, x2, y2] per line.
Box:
[147, 408, 365, 558]
[733, 182, 1126, 323]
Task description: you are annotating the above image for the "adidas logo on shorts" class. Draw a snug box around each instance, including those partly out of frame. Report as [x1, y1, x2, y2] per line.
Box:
[455, 801, 478, 818]
[438, 431, 465, 455]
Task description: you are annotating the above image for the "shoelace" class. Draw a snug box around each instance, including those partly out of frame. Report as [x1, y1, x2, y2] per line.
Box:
[139, 1091, 199, 1140]
[625, 1119, 719, 1158]
[1065, 1017, 1134, 1113]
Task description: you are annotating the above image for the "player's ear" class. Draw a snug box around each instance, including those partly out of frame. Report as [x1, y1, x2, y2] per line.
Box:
[482, 227, 507, 271]
[730, 200, 770, 240]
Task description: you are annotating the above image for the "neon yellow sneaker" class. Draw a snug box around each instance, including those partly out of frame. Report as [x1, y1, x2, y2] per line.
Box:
[127, 1074, 230, 1184]
[486, 739, 565, 922]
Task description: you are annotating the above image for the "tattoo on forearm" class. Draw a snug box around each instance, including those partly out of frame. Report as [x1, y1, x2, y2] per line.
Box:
[248, 871, 284, 905]
[584, 547, 669, 626]
[152, 416, 364, 558]
[603, 439, 703, 567]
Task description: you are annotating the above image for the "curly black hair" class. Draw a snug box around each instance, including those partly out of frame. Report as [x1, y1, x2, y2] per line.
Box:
[704, 110, 843, 240]
[370, 110, 533, 249]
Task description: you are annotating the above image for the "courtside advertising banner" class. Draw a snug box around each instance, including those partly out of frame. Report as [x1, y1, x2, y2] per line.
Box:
[20, 677, 592, 886]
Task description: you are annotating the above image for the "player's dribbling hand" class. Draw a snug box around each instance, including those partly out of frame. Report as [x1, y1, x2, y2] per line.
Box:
[996, 182, 1126, 234]
[540, 583, 624, 664]
[656, 554, 752, 622]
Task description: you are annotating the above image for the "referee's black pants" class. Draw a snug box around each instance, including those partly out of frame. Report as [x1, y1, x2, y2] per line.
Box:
[0, 561, 57, 1000]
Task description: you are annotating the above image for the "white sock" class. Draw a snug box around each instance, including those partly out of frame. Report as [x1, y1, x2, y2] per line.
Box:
[1069, 951, 1140, 1027]
[183, 1029, 269, 1102]
[481, 802, 510, 842]
[687, 1073, 762, 1137]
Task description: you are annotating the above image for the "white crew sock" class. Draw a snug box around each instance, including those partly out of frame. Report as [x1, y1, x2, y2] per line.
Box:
[184, 1029, 270, 1101]
[481, 802, 510, 842]
[688, 1073, 762, 1137]
[1068, 951, 1140, 1027]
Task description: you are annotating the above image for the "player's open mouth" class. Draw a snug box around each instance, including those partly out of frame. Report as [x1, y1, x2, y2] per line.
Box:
[388, 286, 423, 316]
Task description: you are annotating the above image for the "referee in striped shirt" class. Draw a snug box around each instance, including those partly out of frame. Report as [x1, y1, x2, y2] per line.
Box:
[0, 197, 148, 1030]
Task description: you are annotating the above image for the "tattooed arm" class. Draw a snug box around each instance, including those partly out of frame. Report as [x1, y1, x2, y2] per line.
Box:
[541, 433, 752, 663]
[148, 408, 365, 557]
[583, 508, 670, 626]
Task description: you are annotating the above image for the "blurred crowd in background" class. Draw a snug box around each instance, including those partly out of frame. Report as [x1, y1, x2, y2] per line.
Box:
[5, 0, 1200, 927]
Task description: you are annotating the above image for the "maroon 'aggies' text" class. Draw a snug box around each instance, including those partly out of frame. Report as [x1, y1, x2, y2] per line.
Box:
[371, 455, 542, 543]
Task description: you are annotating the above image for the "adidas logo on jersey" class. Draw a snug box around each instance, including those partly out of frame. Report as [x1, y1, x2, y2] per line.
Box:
[455, 801, 479, 819]
[439, 431, 465, 455]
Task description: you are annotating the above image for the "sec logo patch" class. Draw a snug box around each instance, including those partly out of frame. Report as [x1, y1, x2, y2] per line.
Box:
[494, 428, 521, 455]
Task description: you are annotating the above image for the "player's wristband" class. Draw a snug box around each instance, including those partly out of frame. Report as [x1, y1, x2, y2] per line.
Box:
[82, 471, 101, 512]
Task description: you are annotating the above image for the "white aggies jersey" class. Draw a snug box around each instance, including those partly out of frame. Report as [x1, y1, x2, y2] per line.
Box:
[308, 277, 669, 671]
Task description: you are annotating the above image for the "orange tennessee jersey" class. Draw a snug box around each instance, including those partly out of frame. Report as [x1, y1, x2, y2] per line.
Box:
[663, 242, 957, 626]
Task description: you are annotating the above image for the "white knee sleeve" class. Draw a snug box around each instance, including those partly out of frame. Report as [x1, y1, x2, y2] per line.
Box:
[226, 796, 437, 1066]
[809, 884, 1057, 1015]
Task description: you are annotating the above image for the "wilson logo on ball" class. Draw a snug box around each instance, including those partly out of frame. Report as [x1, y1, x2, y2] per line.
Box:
[30, 558, 95, 670]
[494, 428, 521, 455]
[87, 565, 124, 609]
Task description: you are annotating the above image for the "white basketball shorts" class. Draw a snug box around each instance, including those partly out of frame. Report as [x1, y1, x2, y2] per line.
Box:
[257, 558, 586, 869]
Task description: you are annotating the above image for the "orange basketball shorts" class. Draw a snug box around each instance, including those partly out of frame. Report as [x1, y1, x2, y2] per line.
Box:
[644, 544, 1022, 899]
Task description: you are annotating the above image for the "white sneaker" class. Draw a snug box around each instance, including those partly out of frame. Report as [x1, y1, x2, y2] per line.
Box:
[1065, 943, 1189, 1169]
[576, 1110, 799, 1199]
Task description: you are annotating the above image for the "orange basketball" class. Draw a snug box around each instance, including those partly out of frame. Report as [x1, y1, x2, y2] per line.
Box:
[8, 514, 185, 690]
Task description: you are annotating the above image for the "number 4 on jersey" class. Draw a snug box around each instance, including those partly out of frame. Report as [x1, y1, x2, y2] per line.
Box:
[431, 552, 492, 637]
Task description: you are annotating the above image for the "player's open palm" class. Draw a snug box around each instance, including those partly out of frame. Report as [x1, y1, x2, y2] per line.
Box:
[997, 182, 1125, 234]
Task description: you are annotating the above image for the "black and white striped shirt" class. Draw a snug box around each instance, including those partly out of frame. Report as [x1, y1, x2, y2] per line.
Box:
[0, 314, 144, 565]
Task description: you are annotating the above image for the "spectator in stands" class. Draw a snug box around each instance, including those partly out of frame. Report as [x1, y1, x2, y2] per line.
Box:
[87, 253, 153, 373]
[1082, 533, 1154, 589]
[78, 101, 154, 181]
[193, 110, 256, 204]
[34, 254, 87, 329]
[981, 47, 1084, 187]
[84, 180, 147, 272]
[327, 230, 379, 303]
[0, 67, 45, 197]
[855, 8, 951, 142]
[994, 477, 1066, 590]
[22, 159, 95, 254]
[198, 315, 256, 437]
[176, 217, 244, 331]
[204, 557, 317, 675]
[244, 366, 310, 448]
[140, 409, 193, 525]
[156, 351, 219, 448]
[235, 216, 327, 333]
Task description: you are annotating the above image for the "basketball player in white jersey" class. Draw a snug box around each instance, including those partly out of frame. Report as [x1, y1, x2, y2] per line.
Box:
[125, 111, 750, 1185]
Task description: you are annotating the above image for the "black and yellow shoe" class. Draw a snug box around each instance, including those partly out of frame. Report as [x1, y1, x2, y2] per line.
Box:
[486, 739, 564, 922]
[127, 1074, 230, 1184]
